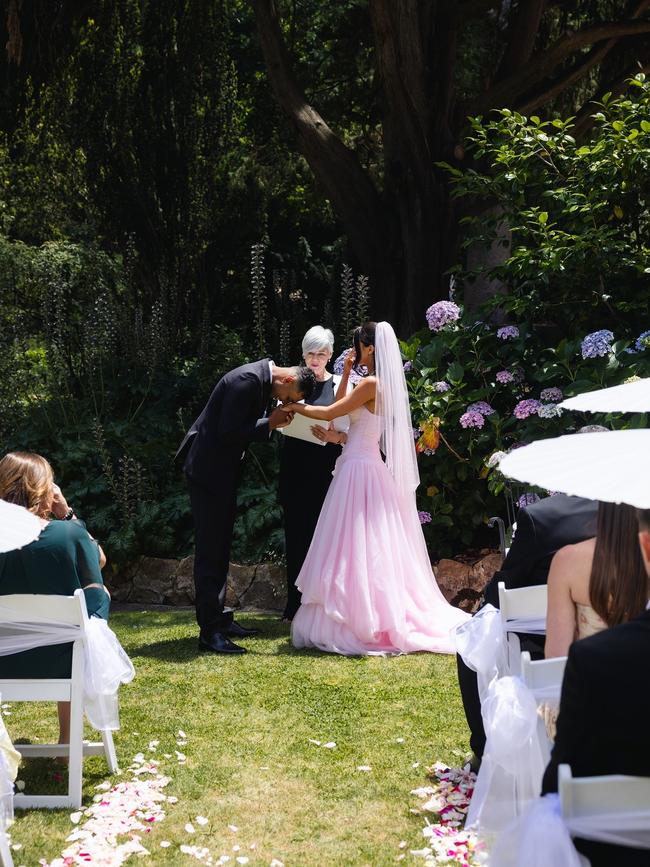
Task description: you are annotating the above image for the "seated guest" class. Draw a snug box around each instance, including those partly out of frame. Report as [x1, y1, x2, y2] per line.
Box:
[278, 326, 349, 621]
[540, 507, 650, 867]
[457, 494, 597, 764]
[545, 501, 647, 658]
[0, 451, 110, 747]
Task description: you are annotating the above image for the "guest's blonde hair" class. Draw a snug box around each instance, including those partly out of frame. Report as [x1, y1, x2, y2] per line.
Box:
[0, 452, 54, 515]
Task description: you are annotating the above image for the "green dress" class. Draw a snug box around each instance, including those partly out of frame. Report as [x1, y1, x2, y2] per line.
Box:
[0, 520, 110, 678]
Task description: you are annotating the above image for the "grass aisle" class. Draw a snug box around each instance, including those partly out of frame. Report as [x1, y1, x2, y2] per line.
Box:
[7, 610, 469, 866]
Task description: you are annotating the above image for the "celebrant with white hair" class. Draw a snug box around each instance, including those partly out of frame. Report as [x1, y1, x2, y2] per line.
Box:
[278, 325, 349, 620]
[284, 321, 468, 655]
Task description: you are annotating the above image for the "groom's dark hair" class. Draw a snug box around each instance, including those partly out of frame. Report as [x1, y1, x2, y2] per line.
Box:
[294, 366, 316, 399]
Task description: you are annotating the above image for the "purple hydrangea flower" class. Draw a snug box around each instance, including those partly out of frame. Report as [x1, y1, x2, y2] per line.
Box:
[540, 387, 563, 402]
[517, 493, 540, 508]
[580, 329, 614, 359]
[426, 300, 461, 332]
[497, 325, 520, 340]
[468, 401, 495, 416]
[403, 361, 413, 373]
[634, 330, 650, 352]
[420, 448, 436, 456]
[537, 403, 563, 419]
[332, 350, 366, 384]
[460, 410, 486, 429]
[413, 427, 421, 440]
[418, 511, 432, 525]
[496, 370, 515, 384]
[432, 381, 451, 393]
[513, 399, 543, 419]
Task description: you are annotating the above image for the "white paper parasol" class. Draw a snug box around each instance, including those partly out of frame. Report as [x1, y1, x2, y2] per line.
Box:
[0, 500, 42, 553]
[498, 429, 650, 509]
[559, 377, 650, 414]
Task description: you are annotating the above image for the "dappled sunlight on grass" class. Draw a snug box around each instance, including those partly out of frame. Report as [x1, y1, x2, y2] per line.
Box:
[6, 610, 469, 866]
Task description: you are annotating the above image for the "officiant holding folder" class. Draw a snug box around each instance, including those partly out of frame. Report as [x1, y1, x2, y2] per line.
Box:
[177, 358, 315, 654]
[278, 326, 351, 620]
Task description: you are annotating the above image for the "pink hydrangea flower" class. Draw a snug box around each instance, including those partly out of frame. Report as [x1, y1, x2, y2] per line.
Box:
[496, 370, 515, 384]
[513, 398, 543, 419]
[460, 410, 485, 429]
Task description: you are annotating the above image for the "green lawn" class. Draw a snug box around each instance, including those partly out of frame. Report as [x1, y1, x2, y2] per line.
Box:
[5, 610, 470, 866]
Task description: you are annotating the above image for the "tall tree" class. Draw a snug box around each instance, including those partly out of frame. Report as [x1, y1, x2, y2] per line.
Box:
[252, 0, 650, 333]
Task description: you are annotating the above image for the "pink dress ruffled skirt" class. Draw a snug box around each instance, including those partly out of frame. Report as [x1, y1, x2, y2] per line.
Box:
[291, 406, 469, 655]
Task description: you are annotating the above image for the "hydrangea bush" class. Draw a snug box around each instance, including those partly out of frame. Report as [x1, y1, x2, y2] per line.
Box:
[403, 310, 650, 557]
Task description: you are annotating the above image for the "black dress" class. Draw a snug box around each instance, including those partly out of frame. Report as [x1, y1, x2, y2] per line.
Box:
[278, 376, 341, 619]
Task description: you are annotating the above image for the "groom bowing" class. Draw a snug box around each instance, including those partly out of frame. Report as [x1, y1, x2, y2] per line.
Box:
[177, 359, 315, 654]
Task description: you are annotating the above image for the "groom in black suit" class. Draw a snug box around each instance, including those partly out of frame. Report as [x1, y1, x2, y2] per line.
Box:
[541, 507, 650, 866]
[177, 359, 315, 654]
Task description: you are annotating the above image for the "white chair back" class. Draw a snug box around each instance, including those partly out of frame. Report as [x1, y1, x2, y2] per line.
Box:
[521, 651, 566, 698]
[559, 764, 650, 819]
[0, 590, 118, 809]
[498, 582, 547, 674]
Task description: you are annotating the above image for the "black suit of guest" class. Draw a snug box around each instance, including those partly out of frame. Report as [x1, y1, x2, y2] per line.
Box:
[541, 609, 650, 867]
[177, 360, 274, 636]
[457, 494, 597, 758]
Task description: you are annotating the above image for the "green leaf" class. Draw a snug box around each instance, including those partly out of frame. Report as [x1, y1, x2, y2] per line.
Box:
[538, 212, 548, 224]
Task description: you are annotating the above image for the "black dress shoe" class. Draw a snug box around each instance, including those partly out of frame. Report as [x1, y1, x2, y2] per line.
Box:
[226, 622, 261, 639]
[198, 632, 247, 655]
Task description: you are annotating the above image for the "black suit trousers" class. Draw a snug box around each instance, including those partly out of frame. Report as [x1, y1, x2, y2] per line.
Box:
[188, 473, 240, 635]
[457, 631, 546, 758]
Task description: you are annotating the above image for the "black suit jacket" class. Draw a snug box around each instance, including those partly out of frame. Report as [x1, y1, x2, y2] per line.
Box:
[542, 609, 650, 866]
[483, 495, 598, 608]
[177, 359, 272, 491]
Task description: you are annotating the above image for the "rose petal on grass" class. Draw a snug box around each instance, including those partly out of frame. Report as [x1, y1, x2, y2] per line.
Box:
[185, 823, 196, 834]
[356, 766, 372, 772]
[196, 816, 209, 826]
[322, 742, 336, 749]
[160, 841, 171, 848]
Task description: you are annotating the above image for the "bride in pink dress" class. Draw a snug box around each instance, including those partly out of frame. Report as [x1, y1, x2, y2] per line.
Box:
[284, 321, 469, 655]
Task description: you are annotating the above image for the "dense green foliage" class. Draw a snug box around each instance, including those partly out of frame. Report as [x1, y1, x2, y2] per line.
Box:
[405, 78, 650, 556]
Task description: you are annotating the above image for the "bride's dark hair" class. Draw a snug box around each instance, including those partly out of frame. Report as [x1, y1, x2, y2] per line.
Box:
[353, 322, 377, 370]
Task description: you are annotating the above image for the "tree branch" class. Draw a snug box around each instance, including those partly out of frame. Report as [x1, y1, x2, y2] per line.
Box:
[516, 0, 650, 114]
[497, 0, 546, 80]
[477, 18, 650, 112]
[251, 0, 391, 270]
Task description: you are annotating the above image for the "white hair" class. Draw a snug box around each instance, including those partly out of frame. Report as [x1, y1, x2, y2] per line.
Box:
[302, 325, 334, 355]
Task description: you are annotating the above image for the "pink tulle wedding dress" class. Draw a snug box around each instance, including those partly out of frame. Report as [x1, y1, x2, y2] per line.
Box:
[291, 405, 469, 655]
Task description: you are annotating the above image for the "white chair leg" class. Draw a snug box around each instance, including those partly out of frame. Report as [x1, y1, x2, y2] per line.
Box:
[102, 731, 119, 774]
[0, 829, 14, 867]
[68, 692, 84, 808]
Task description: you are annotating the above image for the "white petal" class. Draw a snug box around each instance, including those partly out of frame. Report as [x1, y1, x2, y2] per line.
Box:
[322, 742, 336, 749]
[70, 811, 82, 824]
[178, 730, 187, 739]
[196, 816, 209, 826]
[236, 858, 249, 865]
[185, 823, 196, 834]
[396, 737, 405, 743]
[160, 841, 171, 848]
[308, 739, 321, 746]
[356, 766, 372, 772]
[228, 825, 239, 832]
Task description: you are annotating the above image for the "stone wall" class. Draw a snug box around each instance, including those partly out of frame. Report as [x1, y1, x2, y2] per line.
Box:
[106, 549, 503, 612]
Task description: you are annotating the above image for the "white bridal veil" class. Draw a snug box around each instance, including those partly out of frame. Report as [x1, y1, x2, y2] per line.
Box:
[374, 322, 420, 498]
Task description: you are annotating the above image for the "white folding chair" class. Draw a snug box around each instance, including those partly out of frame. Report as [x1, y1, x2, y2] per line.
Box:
[559, 764, 650, 852]
[521, 651, 567, 697]
[0, 591, 118, 809]
[498, 582, 547, 674]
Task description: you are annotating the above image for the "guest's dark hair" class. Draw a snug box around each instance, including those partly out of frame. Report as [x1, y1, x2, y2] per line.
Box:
[353, 321, 377, 369]
[589, 501, 647, 627]
[293, 366, 316, 399]
[638, 509, 650, 531]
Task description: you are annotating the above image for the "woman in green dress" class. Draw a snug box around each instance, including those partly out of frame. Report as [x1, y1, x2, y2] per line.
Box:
[0, 451, 111, 746]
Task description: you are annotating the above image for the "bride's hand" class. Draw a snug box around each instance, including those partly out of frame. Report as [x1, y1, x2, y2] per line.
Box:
[282, 402, 303, 415]
[342, 348, 356, 375]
